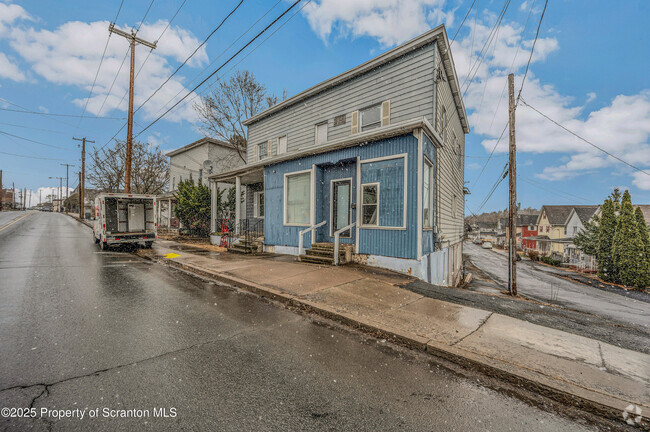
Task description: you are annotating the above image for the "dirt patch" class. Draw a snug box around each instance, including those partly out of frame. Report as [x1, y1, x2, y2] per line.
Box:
[158, 234, 227, 253]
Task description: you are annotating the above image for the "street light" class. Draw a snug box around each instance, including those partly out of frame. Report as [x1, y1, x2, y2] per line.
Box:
[49, 176, 64, 212]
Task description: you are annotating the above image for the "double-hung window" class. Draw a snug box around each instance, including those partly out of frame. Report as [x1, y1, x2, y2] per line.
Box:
[284, 171, 311, 225]
[423, 157, 433, 228]
[254, 191, 264, 218]
[315, 123, 328, 145]
[361, 183, 379, 226]
[360, 104, 381, 131]
[257, 142, 268, 160]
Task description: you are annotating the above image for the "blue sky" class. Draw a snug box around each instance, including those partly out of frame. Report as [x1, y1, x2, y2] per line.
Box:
[0, 0, 649, 211]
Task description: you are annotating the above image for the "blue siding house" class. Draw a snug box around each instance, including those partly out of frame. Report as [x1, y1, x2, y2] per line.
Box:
[209, 25, 469, 286]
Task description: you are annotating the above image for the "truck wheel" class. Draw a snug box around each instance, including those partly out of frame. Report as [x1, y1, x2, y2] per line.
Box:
[94, 233, 100, 244]
[145, 242, 153, 249]
[100, 240, 107, 251]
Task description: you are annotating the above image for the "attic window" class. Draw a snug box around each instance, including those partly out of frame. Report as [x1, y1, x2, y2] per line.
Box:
[360, 104, 381, 131]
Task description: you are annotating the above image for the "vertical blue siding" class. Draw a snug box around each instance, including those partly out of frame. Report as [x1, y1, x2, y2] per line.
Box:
[422, 132, 437, 256]
[264, 133, 418, 259]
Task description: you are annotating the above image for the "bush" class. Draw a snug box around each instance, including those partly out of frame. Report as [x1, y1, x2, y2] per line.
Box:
[174, 180, 211, 236]
[527, 250, 539, 261]
[540, 256, 561, 266]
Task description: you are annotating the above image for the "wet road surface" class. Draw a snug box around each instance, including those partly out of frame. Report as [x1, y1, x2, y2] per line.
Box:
[464, 242, 649, 329]
[0, 213, 602, 430]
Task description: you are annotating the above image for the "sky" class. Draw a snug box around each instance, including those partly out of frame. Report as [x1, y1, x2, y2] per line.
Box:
[0, 0, 649, 212]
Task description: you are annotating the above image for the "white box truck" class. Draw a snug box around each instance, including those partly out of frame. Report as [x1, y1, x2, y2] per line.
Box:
[93, 193, 157, 250]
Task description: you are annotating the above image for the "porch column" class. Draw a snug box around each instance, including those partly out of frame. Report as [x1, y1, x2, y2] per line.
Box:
[167, 199, 172, 228]
[157, 198, 161, 230]
[210, 180, 217, 234]
[235, 176, 241, 235]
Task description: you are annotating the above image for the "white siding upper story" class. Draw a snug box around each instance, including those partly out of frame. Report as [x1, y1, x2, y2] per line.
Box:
[243, 26, 468, 249]
[168, 138, 244, 192]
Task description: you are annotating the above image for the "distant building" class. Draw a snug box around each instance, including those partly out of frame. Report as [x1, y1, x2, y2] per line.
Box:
[1, 189, 14, 209]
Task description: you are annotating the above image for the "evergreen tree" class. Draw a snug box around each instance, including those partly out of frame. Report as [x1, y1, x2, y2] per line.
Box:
[174, 179, 212, 236]
[612, 191, 647, 288]
[597, 197, 617, 282]
[634, 206, 650, 287]
[574, 215, 600, 256]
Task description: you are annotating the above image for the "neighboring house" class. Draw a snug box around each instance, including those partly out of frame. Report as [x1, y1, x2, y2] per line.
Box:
[1, 189, 14, 209]
[210, 25, 469, 286]
[468, 221, 498, 243]
[564, 205, 600, 270]
[535, 205, 599, 259]
[159, 137, 244, 231]
[503, 214, 539, 249]
[66, 187, 100, 218]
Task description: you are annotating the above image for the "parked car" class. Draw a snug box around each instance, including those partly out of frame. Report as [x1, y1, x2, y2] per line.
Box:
[482, 241, 493, 249]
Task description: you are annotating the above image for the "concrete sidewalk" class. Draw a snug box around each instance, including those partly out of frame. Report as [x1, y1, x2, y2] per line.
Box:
[138, 240, 649, 426]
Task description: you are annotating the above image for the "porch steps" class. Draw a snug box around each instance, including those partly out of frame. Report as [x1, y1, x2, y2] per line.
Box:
[299, 242, 350, 265]
[228, 241, 261, 254]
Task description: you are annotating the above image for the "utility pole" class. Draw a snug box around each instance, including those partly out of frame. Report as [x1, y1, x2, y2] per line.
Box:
[49, 176, 64, 212]
[508, 73, 517, 296]
[0, 169, 3, 212]
[78, 172, 82, 215]
[12, 182, 15, 210]
[108, 23, 156, 193]
[61, 163, 74, 212]
[23, 188, 26, 210]
[73, 138, 94, 219]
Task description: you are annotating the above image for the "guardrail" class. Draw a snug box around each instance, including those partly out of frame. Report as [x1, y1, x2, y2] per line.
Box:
[298, 221, 326, 255]
[333, 222, 356, 265]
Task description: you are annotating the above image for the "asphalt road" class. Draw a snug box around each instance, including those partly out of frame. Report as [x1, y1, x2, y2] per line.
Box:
[464, 241, 649, 329]
[0, 212, 601, 431]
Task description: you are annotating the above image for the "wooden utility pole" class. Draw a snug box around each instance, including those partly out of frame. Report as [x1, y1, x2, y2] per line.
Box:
[507, 73, 517, 296]
[73, 137, 94, 220]
[0, 169, 3, 212]
[108, 24, 156, 193]
[61, 163, 74, 212]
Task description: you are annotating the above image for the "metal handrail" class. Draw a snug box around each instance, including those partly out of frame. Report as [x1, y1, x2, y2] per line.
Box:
[334, 222, 356, 265]
[299, 220, 326, 255]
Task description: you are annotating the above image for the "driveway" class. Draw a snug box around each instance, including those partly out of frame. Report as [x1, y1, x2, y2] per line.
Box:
[464, 242, 649, 330]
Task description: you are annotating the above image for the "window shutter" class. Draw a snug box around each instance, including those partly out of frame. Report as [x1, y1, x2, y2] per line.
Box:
[351, 111, 359, 134]
[254, 145, 258, 161]
[381, 100, 390, 126]
[268, 139, 273, 157]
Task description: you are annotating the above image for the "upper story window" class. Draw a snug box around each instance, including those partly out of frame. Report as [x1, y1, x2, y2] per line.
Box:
[360, 104, 381, 131]
[277, 135, 287, 154]
[257, 142, 268, 161]
[315, 122, 328, 145]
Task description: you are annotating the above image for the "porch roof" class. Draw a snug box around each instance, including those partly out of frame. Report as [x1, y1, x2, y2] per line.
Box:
[209, 117, 439, 183]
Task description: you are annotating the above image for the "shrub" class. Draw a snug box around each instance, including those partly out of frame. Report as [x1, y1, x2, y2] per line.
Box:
[527, 250, 539, 261]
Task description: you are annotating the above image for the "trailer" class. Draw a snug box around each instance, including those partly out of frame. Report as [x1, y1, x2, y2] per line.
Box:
[93, 193, 157, 250]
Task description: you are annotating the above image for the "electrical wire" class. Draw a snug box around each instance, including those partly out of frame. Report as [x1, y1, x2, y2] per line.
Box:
[515, 0, 548, 104]
[0, 130, 75, 151]
[0, 107, 126, 120]
[0, 150, 66, 161]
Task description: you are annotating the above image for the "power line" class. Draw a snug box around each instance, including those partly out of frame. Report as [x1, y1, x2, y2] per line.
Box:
[519, 176, 589, 204]
[0, 122, 69, 136]
[519, 98, 650, 176]
[134, 0, 244, 116]
[473, 121, 508, 184]
[0, 106, 126, 120]
[449, 0, 478, 45]
[0, 130, 75, 151]
[134, 0, 304, 138]
[475, 163, 508, 213]
[0, 150, 66, 161]
[516, 0, 548, 104]
[75, 0, 126, 128]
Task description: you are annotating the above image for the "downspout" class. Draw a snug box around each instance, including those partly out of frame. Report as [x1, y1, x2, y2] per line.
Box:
[432, 43, 440, 252]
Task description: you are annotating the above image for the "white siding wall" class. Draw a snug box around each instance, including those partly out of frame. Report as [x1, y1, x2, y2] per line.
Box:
[433, 43, 466, 250]
[169, 146, 209, 191]
[246, 43, 437, 164]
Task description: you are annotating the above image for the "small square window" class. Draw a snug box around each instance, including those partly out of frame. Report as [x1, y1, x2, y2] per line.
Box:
[258, 142, 268, 160]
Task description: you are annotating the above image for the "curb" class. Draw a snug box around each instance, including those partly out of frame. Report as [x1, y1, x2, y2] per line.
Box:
[143, 251, 647, 428]
[64, 212, 93, 228]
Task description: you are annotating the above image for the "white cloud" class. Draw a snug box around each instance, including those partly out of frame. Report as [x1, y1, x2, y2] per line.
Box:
[632, 172, 650, 191]
[0, 2, 32, 37]
[0, 51, 25, 81]
[302, 0, 451, 47]
[7, 16, 208, 123]
[586, 92, 596, 103]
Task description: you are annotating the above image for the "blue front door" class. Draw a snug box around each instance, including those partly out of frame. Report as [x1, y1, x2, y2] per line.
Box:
[316, 161, 356, 244]
[331, 179, 352, 238]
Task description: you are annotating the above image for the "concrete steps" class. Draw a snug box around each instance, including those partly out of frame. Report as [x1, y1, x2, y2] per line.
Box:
[299, 242, 350, 265]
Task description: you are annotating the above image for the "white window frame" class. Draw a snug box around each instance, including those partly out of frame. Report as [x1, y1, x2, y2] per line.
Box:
[257, 142, 268, 161]
[283, 169, 313, 227]
[360, 182, 380, 227]
[277, 135, 287, 154]
[423, 156, 433, 229]
[315, 122, 328, 145]
[360, 104, 382, 132]
[253, 191, 264, 218]
[358, 153, 408, 230]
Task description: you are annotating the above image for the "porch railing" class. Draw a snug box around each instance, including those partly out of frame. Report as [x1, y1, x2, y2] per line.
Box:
[334, 222, 356, 265]
[298, 221, 326, 255]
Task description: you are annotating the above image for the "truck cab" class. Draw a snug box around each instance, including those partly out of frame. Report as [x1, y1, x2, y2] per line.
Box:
[93, 193, 157, 250]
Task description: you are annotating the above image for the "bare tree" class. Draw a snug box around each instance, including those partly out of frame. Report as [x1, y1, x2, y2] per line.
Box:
[88, 140, 168, 194]
[194, 70, 277, 162]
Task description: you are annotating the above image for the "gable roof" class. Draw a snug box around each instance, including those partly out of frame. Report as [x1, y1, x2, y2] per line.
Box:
[518, 214, 539, 226]
[165, 137, 233, 157]
[573, 206, 600, 224]
[242, 25, 469, 133]
[539, 205, 599, 226]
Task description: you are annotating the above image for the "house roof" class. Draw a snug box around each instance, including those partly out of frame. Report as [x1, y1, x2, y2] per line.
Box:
[165, 137, 233, 157]
[518, 214, 539, 226]
[210, 117, 440, 181]
[538, 205, 598, 226]
[635, 205, 650, 226]
[242, 25, 469, 134]
[572, 206, 600, 224]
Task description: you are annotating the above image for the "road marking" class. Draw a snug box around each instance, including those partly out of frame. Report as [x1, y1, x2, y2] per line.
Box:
[164, 253, 181, 259]
[0, 212, 32, 232]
